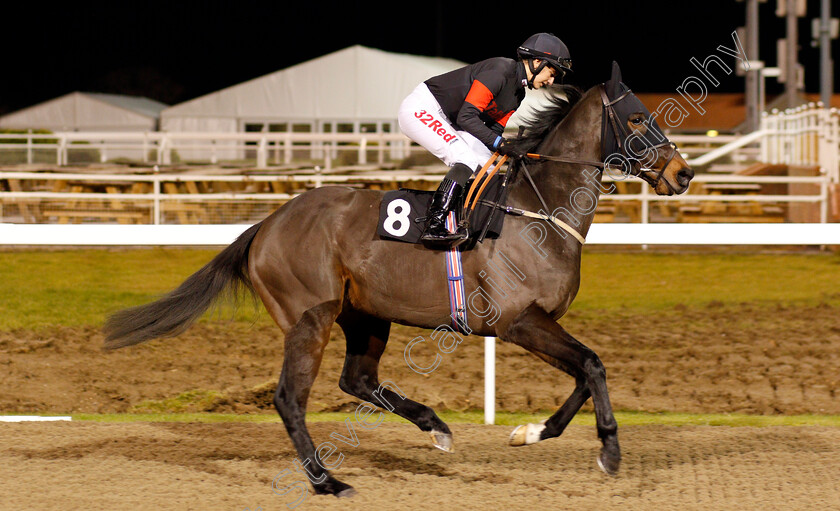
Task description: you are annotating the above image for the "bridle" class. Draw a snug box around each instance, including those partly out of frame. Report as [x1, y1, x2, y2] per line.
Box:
[525, 84, 678, 192]
[492, 84, 680, 244]
[597, 85, 678, 193]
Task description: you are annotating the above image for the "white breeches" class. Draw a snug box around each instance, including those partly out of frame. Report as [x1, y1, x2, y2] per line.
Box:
[397, 83, 493, 171]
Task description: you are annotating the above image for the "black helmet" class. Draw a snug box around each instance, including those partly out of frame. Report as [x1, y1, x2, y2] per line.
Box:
[517, 33, 573, 76]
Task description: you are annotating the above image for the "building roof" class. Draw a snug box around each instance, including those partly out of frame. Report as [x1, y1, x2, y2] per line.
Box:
[83, 93, 168, 119]
[0, 92, 167, 131]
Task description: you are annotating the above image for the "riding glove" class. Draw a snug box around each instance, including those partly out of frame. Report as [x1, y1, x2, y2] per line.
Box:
[495, 138, 526, 159]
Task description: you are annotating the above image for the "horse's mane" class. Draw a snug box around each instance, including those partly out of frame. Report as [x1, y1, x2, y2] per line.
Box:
[511, 83, 584, 152]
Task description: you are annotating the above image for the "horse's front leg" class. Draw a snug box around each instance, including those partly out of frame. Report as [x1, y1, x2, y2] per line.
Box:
[516, 348, 592, 440]
[501, 303, 620, 475]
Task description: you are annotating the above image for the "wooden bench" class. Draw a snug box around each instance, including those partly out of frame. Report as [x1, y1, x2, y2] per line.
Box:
[4, 178, 43, 222]
[46, 209, 149, 224]
[40, 179, 152, 224]
[593, 205, 616, 223]
[677, 204, 785, 223]
[162, 182, 208, 223]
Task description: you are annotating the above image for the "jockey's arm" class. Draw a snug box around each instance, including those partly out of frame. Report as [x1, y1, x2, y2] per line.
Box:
[455, 76, 507, 151]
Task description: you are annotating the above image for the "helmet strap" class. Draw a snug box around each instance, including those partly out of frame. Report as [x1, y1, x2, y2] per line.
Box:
[526, 58, 548, 90]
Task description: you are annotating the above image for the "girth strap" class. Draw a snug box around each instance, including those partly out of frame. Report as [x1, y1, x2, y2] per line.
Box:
[444, 212, 469, 332]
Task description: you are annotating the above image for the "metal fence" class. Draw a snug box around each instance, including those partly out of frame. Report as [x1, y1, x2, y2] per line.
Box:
[0, 170, 443, 225]
[0, 130, 749, 169]
[0, 131, 421, 168]
[2, 103, 839, 180]
[3, 104, 840, 226]
[760, 103, 840, 182]
[0, 170, 832, 225]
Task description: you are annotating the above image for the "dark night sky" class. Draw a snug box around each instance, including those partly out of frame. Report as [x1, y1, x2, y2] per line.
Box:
[1, 0, 837, 115]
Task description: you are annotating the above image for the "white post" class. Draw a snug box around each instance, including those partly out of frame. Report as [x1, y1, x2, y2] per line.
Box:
[821, 174, 829, 223]
[793, 107, 800, 165]
[831, 109, 840, 183]
[257, 136, 267, 169]
[775, 110, 783, 163]
[359, 136, 367, 165]
[809, 105, 816, 165]
[58, 136, 67, 165]
[782, 109, 790, 164]
[163, 134, 172, 165]
[377, 125, 385, 165]
[157, 136, 167, 165]
[153, 176, 161, 225]
[484, 336, 495, 425]
[314, 165, 323, 188]
[759, 111, 769, 162]
[284, 133, 292, 164]
[26, 129, 32, 164]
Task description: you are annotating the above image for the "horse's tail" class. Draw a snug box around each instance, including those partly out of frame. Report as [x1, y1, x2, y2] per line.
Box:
[102, 222, 263, 350]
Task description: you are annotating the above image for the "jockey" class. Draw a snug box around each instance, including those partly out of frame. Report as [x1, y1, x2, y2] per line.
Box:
[397, 32, 573, 247]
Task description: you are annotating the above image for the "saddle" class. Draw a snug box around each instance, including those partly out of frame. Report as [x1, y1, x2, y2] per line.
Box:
[376, 170, 512, 250]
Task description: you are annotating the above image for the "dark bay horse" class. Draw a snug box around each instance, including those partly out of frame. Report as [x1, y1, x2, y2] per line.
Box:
[104, 62, 693, 497]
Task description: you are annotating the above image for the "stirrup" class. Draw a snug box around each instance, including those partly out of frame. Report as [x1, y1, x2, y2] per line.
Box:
[422, 230, 468, 244]
[421, 215, 469, 247]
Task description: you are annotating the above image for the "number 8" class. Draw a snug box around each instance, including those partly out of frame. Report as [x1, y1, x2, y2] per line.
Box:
[383, 199, 411, 237]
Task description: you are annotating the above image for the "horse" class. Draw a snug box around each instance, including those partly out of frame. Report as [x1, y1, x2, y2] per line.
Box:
[103, 61, 694, 497]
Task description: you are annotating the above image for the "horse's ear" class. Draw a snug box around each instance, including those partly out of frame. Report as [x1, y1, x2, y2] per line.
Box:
[610, 61, 623, 84]
[605, 60, 624, 98]
[608, 60, 624, 91]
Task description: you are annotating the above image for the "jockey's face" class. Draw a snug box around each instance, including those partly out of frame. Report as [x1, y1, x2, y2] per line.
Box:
[527, 60, 558, 89]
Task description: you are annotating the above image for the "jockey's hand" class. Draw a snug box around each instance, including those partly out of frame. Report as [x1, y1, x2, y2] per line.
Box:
[495, 138, 526, 159]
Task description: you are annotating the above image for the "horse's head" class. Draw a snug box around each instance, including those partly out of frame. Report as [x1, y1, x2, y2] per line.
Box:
[601, 61, 693, 195]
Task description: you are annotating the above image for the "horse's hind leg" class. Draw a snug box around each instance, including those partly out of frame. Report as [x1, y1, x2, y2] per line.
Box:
[272, 300, 355, 497]
[336, 310, 454, 452]
[503, 303, 620, 475]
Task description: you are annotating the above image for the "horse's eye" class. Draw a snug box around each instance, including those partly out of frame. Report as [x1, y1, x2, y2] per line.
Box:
[631, 117, 644, 125]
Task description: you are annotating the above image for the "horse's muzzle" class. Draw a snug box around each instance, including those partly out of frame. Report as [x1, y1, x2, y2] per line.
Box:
[676, 167, 694, 188]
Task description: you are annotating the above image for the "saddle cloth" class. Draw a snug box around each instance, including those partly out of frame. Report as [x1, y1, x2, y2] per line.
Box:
[376, 175, 509, 246]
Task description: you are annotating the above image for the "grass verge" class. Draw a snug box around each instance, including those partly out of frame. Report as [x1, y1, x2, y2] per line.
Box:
[1, 249, 839, 330]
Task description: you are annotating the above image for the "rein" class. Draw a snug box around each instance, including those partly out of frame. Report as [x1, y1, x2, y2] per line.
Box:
[466, 155, 588, 245]
[468, 84, 680, 246]
[506, 84, 681, 241]
[526, 84, 678, 187]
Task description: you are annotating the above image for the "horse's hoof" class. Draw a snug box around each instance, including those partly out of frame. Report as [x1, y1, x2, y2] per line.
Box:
[509, 423, 545, 446]
[315, 478, 355, 497]
[597, 447, 621, 476]
[336, 487, 357, 498]
[429, 430, 454, 453]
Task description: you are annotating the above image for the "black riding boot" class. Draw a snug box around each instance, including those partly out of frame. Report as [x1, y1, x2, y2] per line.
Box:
[420, 177, 468, 247]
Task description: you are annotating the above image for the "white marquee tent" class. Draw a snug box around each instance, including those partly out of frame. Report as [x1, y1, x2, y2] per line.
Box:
[0, 92, 167, 132]
[161, 45, 467, 135]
